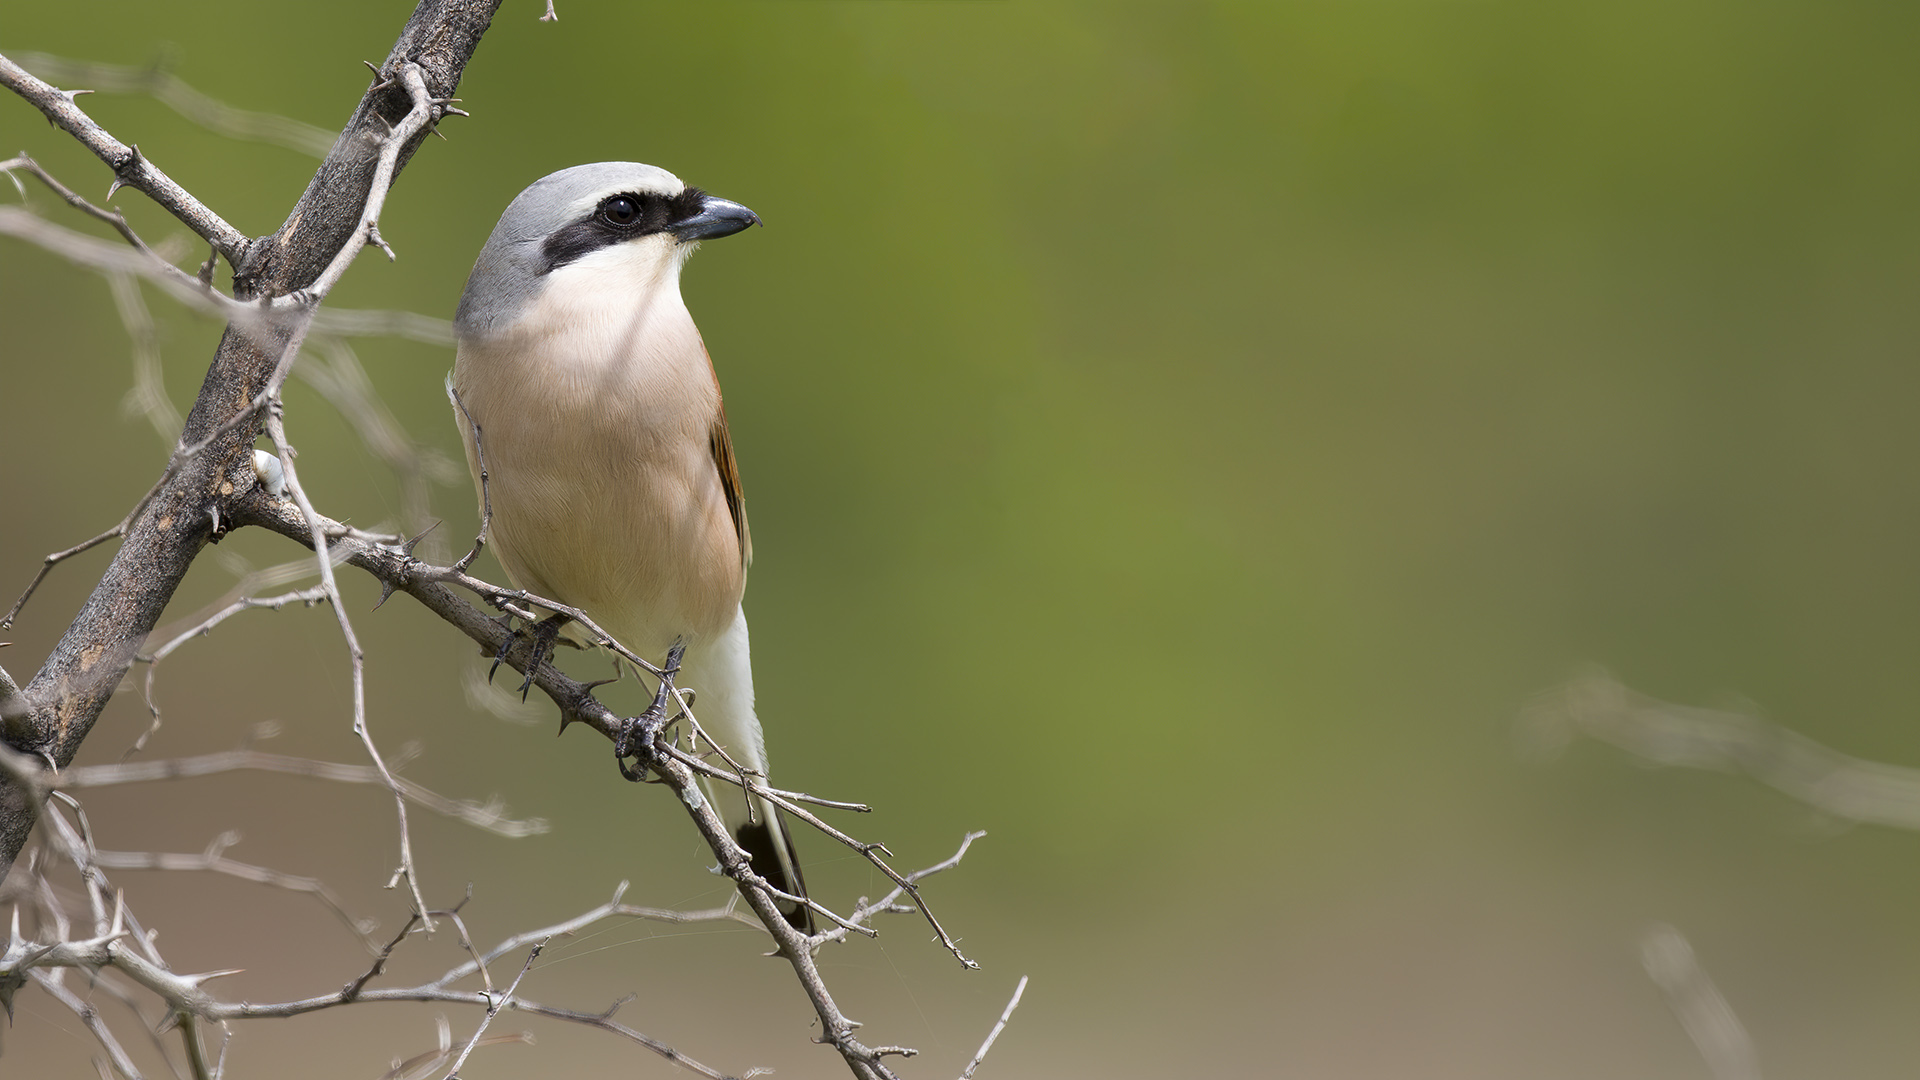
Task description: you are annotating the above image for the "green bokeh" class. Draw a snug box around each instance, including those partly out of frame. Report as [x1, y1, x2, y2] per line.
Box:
[5, 2, 1920, 1076]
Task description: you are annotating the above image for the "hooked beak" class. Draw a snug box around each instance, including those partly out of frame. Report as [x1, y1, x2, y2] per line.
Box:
[672, 195, 761, 242]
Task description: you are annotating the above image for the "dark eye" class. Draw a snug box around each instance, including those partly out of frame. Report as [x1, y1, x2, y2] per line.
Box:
[602, 196, 640, 226]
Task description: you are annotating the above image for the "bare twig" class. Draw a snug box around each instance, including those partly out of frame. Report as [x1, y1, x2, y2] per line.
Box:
[818, 832, 984, 948]
[960, 975, 1028, 1079]
[31, 969, 151, 1080]
[2, 522, 128, 632]
[265, 404, 431, 924]
[382, 1021, 531, 1080]
[443, 938, 544, 1078]
[445, 381, 490, 573]
[282, 63, 436, 307]
[79, 966, 196, 1080]
[670, 743, 978, 967]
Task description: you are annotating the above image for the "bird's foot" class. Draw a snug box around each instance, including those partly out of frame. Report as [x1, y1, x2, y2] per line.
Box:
[488, 613, 568, 701]
[615, 641, 686, 782]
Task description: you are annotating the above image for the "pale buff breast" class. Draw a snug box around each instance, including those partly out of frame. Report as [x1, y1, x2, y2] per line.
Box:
[452, 241, 745, 658]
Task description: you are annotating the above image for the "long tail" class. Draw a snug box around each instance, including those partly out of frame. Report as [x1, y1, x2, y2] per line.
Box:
[679, 607, 813, 933]
[731, 796, 811, 933]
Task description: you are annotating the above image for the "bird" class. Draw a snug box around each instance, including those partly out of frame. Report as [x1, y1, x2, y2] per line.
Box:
[449, 161, 810, 932]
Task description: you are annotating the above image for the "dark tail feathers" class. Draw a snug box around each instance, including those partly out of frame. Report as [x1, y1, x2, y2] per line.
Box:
[736, 817, 812, 933]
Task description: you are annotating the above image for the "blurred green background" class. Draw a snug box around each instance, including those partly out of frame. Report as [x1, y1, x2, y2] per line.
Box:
[6, 1, 1920, 1076]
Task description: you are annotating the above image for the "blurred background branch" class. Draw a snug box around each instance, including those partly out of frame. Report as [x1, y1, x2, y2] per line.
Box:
[10, 51, 336, 159]
[1524, 669, 1920, 832]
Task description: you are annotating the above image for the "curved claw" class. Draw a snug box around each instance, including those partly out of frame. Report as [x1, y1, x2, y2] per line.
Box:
[488, 613, 568, 699]
[613, 641, 686, 782]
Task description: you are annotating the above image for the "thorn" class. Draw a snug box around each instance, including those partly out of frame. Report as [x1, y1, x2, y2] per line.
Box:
[106, 144, 144, 201]
[182, 968, 246, 986]
[362, 60, 383, 78]
[443, 106, 471, 119]
[406, 522, 439, 555]
[368, 223, 396, 261]
[375, 578, 398, 610]
[430, 127, 449, 141]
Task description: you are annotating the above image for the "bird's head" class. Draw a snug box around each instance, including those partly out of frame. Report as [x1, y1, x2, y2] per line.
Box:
[455, 161, 760, 342]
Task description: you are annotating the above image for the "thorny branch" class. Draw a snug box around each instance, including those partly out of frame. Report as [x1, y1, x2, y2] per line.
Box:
[1, 4, 1002, 1076]
[235, 488, 985, 1080]
[0, 56, 251, 264]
